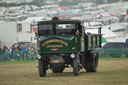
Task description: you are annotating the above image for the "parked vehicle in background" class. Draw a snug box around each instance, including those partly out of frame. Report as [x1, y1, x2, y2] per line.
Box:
[97, 42, 128, 58]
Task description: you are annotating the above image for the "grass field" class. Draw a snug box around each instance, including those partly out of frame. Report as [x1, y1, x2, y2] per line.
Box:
[0, 58, 128, 85]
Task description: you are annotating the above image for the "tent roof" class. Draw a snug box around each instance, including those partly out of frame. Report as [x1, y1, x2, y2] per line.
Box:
[61, 6, 68, 10]
[85, 27, 118, 38]
[95, 12, 112, 18]
[24, 17, 50, 23]
[108, 37, 128, 43]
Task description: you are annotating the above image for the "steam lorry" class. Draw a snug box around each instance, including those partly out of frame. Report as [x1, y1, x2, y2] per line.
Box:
[37, 17, 102, 77]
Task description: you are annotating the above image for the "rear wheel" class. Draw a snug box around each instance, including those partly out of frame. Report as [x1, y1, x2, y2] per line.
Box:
[38, 59, 46, 77]
[85, 52, 98, 72]
[73, 54, 80, 76]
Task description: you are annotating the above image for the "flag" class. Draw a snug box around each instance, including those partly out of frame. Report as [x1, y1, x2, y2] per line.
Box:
[120, 0, 123, 2]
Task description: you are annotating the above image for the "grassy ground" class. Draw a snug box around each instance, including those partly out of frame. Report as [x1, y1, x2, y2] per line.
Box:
[0, 58, 128, 85]
[0, 60, 37, 64]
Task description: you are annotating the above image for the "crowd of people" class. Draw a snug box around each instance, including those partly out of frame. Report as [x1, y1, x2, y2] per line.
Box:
[0, 44, 37, 61]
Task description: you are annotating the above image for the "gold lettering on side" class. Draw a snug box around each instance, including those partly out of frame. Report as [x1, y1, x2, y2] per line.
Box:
[51, 48, 58, 51]
[46, 45, 63, 48]
[42, 39, 68, 46]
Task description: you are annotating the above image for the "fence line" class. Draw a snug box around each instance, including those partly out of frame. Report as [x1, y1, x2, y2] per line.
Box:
[0, 48, 37, 61]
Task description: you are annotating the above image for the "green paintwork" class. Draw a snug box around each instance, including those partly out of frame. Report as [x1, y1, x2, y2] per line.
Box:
[38, 18, 102, 54]
[39, 35, 81, 53]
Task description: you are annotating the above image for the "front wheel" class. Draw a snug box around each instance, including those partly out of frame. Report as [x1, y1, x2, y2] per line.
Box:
[38, 59, 46, 77]
[73, 54, 80, 76]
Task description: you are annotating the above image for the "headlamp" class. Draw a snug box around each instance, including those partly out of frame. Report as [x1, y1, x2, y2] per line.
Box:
[71, 53, 76, 59]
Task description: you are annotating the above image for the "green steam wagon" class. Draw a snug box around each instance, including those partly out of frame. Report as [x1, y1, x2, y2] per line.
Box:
[37, 17, 102, 77]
